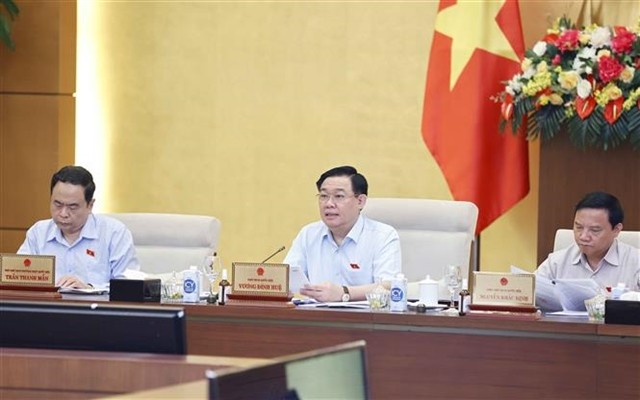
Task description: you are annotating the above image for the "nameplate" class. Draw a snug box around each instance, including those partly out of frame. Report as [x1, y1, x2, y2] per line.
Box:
[0, 253, 56, 287]
[231, 262, 289, 298]
[472, 272, 535, 307]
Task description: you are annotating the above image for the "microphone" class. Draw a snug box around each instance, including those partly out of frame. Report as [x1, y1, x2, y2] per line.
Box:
[261, 246, 286, 264]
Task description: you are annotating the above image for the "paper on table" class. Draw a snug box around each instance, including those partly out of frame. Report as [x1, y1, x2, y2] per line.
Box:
[509, 265, 562, 312]
[289, 265, 310, 294]
[554, 279, 600, 311]
[547, 310, 588, 318]
[296, 301, 370, 309]
[535, 276, 563, 312]
[58, 287, 109, 295]
[509, 265, 532, 274]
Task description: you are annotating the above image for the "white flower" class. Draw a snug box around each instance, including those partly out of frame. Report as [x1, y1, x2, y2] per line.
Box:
[589, 27, 611, 48]
[506, 74, 523, 95]
[577, 79, 593, 99]
[572, 46, 597, 72]
[522, 66, 535, 79]
[532, 41, 547, 57]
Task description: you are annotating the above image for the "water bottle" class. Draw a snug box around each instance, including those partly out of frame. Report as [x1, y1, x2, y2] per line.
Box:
[389, 273, 408, 312]
[182, 266, 201, 303]
[611, 283, 626, 300]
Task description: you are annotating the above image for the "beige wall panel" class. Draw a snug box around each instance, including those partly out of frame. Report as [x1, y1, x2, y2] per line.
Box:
[78, 1, 635, 272]
[0, 1, 76, 94]
[0, 94, 75, 229]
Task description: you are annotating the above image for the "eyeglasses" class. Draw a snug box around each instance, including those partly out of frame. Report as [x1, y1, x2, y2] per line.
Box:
[317, 193, 358, 204]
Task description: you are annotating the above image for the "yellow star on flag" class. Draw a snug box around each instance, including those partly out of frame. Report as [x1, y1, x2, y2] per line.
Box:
[434, 0, 520, 91]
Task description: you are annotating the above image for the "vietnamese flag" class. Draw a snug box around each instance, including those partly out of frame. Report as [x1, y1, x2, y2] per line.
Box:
[422, 0, 529, 234]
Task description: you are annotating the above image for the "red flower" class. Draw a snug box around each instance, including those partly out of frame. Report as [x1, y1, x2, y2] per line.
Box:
[543, 33, 559, 43]
[552, 54, 561, 65]
[556, 29, 580, 51]
[501, 94, 514, 120]
[598, 56, 624, 83]
[611, 28, 636, 54]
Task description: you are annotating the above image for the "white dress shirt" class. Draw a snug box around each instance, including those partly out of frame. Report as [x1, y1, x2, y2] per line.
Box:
[18, 214, 140, 288]
[536, 239, 640, 291]
[284, 214, 401, 286]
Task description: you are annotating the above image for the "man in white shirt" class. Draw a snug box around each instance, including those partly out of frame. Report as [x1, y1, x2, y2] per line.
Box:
[536, 192, 640, 301]
[18, 166, 139, 289]
[284, 166, 401, 302]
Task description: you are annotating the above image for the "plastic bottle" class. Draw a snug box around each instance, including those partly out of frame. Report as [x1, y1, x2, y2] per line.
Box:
[389, 273, 408, 312]
[218, 269, 231, 306]
[182, 266, 201, 303]
[458, 278, 471, 316]
[611, 282, 626, 300]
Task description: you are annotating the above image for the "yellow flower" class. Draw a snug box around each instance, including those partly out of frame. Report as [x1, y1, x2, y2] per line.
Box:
[521, 58, 532, 71]
[579, 33, 590, 44]
[596, 49, 611, 59]
[558, 71, 580, 90]
[549, 93, 564, 105]
[523, 71, 552, 96]
[538, 95, 549, 106]
[623, 88, 640, 110]
[595, 84, 622, 106]
[536, 61, 549, 73]
[620, 66, 635, 83]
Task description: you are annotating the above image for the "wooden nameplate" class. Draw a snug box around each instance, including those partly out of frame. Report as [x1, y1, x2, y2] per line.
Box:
[0, 284, 62, 300]
[225, 293, 294, 308]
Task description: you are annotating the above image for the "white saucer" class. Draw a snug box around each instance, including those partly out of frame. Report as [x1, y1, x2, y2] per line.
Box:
[407, 301, 447, 310]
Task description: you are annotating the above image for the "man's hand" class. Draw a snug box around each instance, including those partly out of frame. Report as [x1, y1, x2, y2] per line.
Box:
[300, 282, 343, 302]
[56, 275, 91, 289]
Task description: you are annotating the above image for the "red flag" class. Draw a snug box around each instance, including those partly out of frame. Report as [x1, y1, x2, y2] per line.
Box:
[422, 0, 529, 234]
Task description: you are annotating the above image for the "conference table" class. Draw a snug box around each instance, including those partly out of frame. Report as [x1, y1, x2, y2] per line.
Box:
[182, 302, 639, 400]
[5, 293, 640, 399]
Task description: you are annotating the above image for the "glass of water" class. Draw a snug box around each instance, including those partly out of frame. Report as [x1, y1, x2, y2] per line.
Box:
[443, 265, 462, 308]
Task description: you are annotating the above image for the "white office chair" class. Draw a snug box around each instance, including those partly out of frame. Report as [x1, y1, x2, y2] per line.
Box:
[363, 198, 478, 299]
[103, 213, 221, 275]
[553, 229, 640, 251]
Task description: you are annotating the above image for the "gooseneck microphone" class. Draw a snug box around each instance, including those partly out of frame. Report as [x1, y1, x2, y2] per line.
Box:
[261, 246, 286, 263]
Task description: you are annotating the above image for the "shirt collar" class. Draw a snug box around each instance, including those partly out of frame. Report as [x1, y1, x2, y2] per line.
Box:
[321, 214, 365, 245]
[573, 239, 621, 268]
[46, 214, 98, 245]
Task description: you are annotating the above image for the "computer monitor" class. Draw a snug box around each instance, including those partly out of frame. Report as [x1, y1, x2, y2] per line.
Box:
[208, 340, 368, 400]
[0, 300, 187, 354]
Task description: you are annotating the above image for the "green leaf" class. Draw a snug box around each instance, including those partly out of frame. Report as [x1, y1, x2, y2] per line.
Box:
[0, 14, 15, 50]
[1, 0, 20, 18]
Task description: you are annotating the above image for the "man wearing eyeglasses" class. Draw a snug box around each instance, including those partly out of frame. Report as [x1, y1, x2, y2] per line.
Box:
[284, 166, 401, 302]
[18, 166, 139, 289]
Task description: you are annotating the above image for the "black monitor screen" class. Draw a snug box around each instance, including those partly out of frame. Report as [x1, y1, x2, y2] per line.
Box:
[209, 340, 368, 400]
[0, 300, 187, 354]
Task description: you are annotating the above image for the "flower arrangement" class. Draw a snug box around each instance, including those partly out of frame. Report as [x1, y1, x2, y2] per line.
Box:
[497, 17, 640, 150]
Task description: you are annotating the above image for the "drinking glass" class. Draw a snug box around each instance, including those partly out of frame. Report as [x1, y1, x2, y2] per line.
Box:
[443, 265, 462, 308]
[201, 255, 223, 295]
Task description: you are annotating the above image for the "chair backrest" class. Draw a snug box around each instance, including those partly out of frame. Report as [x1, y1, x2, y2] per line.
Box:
[553, 229, 640, 251]
[103, 213, 221, 275]
[362, 198, 478, 289]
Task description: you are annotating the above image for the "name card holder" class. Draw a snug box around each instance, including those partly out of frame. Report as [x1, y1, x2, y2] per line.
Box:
[226, 262, 294, 308]
[0, 254, 61, 299]
[467, 272, 540, 319]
